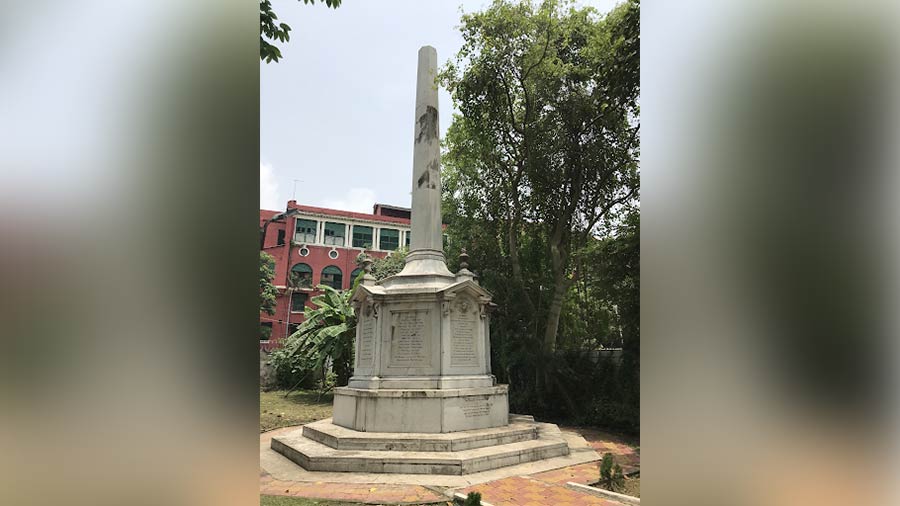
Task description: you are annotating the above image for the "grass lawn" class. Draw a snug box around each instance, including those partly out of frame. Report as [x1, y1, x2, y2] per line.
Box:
[261, 496, 450, 506]
[260, 495, 374, 506]
[261, 389, 334, 432]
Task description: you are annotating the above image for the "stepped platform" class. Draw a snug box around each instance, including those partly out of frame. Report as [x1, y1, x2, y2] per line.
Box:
[271, 415, 570, 475]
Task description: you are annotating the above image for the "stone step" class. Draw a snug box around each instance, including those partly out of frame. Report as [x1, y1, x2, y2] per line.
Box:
[271, 423, 570, 475]
[302, 418, 539, 452]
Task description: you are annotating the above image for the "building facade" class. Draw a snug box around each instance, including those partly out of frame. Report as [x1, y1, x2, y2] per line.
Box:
[260, 200, 411, 350]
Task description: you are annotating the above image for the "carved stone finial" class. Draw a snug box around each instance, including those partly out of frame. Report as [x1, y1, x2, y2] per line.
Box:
[362, 255, 374, 274]
[455, 248, 476, 282]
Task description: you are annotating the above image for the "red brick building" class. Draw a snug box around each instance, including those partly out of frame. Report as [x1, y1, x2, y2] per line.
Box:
[259, 200, 411, 350]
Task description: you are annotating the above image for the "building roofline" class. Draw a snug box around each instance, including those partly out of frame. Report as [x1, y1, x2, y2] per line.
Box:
[373, 203, 411, 212]
[285, 203, 411, 226]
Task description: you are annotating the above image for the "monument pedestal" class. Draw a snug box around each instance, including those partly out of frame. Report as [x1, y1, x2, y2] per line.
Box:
[333, 276, 509, 434]
[333, 385, 509, 433]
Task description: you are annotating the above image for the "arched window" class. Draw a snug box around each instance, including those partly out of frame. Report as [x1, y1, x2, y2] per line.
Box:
[321, 265, 343, 290]
[350, 267, 364, 286]
[290, 263, 313, 288]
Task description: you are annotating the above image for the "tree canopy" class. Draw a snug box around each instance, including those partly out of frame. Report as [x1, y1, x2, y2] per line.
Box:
[441, 0, 639, 351]
[259, 252, 278, 315]
[260, 0, 342, 63]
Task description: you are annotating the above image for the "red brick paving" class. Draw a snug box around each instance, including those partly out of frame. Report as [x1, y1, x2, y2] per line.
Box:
[566, 426, 640, 474]
[460, 476, 621, 506]
[531, 462, 604, 485]
[459, 428, 640, 505]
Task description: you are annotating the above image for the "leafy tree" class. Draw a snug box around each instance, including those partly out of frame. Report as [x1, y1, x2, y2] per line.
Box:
[441, 0, 639, 351]
[260, 0, 342, 63]
[369, 247, 408, 281]
[260, 252, 278, 315]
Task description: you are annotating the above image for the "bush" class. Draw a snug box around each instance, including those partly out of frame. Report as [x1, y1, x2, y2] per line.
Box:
[456, 492, 481, 506]
[599, 452, 625, 491]
[268, 342, 317, 390]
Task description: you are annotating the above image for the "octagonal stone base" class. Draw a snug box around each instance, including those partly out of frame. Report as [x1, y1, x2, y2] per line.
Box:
[332, 385, 509, 433]
[270, 414, 571, 475]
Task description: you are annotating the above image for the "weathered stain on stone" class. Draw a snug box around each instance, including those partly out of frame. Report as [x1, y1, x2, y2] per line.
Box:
[415, 105, 439, 144]
[417, 170, 430, 189]
[416, 169, 437, 190]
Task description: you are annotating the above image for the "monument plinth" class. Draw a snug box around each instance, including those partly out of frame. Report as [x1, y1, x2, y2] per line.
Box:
[271, 46, 580, 475]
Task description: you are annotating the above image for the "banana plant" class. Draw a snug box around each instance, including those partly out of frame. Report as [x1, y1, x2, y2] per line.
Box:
[286, 283, 357, 396]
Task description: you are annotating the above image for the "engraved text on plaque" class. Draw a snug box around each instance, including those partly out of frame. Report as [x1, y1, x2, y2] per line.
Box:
[358, 315, 375, 366]
[450, 300, 478, 367]
[390, 310, 429, 367]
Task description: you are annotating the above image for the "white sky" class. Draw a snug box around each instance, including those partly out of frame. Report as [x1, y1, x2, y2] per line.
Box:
[260, 0, 621, 213]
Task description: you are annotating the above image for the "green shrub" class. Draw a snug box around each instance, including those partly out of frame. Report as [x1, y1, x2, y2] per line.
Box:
[599, 453, 625, 491]
[269, 342, 317, 390]
[459, 491, 481, 506]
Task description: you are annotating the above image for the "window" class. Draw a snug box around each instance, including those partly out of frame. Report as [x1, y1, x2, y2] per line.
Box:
[323, 222, 346, 246]
[350, 267, 363, 285]
[380, 228, 399, 251]
[291, 292, 308, 313]
[321, 265, 343, 290]
[295, 218, 317, 244]
[276, 229, 285, 246]
[352, 225, 373, 248]
[288, 323, 300, 336]
[290, 263, 313, 288]
[405, 231, 410, 247]
[260, 322, 273, 342]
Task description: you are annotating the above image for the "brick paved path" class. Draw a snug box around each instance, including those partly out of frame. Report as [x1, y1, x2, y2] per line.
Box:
[459, 475, 621, 506]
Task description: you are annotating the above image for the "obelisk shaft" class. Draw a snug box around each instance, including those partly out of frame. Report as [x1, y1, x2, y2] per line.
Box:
[410, 46, 443, 255]
[399, 45, 452, 278]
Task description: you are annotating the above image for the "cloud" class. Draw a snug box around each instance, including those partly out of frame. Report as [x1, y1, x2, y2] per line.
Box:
[260, 161, 281, 210]
[321, 188, 378, 214]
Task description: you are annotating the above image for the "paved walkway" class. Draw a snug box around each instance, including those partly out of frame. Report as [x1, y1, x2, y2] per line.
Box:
[460, 475, 620, 506]
[260, 423, 639, 505]
[260, 472, 446, 504]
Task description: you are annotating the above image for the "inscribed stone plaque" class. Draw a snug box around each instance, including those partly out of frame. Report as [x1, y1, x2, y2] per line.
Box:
[450, 299, 478, 367]
[358, 315, 375, 366]
[460, 396, 492, 418]
[390, 310, 429, 367]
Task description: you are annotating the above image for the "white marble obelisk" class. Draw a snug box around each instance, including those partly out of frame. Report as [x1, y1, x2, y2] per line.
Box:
[333, 45, 508, 433]
[398, 45, 454, 279]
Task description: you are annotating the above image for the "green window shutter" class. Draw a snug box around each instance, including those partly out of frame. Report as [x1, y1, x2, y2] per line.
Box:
[295, 219, 317, 243]
[290, 263, 313, 288]
[352, 225, 373, 248]
[379, 228, 399, 251]
[291, 292, 308, 313]
[324, 222, 345, 246]
[321, 265, 343, 290]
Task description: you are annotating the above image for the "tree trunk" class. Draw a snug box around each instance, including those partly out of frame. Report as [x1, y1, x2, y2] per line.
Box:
[506, 211, 535, 313]
[542, 271, 570, 351]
